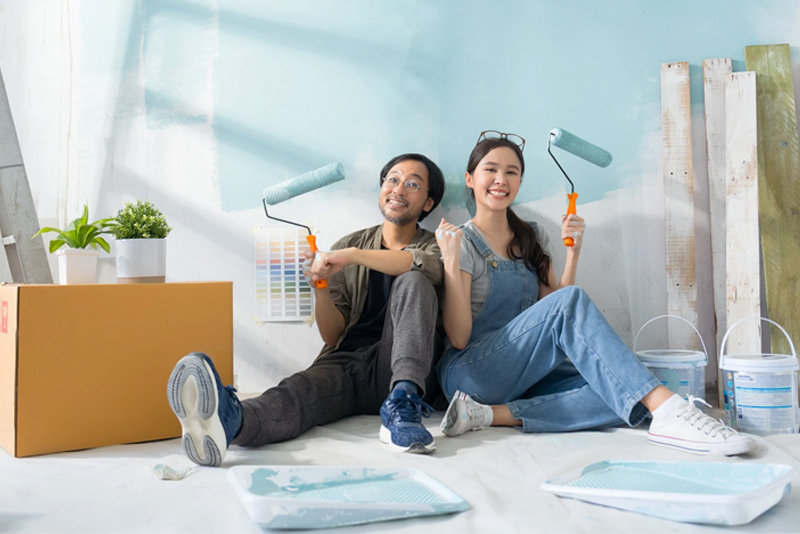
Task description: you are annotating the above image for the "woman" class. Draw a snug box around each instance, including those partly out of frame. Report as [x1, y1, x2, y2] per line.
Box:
[435, 131, 754, 455]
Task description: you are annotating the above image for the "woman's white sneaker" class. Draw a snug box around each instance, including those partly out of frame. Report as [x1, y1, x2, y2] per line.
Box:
[440, 391, 493, 437]
[648, 395, 755, 456]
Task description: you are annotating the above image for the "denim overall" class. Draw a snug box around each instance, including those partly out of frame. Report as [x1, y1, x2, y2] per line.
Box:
[437, 224, 660, 432]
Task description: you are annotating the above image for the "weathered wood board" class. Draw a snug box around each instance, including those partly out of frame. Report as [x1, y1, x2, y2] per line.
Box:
[661, 62, 699, 350]
[724, 72, 761, 368]
[745, 44, 800, 357]
[702, 58, 732, 400]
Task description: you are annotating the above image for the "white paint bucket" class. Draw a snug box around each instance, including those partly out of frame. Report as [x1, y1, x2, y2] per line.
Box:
[720, 317, 800, 436]
[634, 315, 708, 404]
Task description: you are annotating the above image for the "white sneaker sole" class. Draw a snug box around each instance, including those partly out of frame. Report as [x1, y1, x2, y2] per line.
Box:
[167, 355, 227, 467]
[379, 425, 436, 453]
[647, 432, 755, 456]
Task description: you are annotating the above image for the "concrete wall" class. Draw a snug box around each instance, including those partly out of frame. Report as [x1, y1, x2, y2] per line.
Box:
[2, 0, 799, 394]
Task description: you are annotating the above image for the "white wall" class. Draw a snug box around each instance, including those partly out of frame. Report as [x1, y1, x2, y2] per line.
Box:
[1, 0, 799, 396]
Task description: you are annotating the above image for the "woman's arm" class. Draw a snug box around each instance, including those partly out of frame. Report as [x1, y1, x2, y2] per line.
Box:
[437, 219, 474, 350]
[539, 213, 585, 298]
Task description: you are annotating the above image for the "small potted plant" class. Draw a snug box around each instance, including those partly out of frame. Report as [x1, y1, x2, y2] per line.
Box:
[110, 200, 172, 283]
[32, 203, 113, 284]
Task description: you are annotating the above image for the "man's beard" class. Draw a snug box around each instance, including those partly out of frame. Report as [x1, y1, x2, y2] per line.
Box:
[380, 202, 424, 226]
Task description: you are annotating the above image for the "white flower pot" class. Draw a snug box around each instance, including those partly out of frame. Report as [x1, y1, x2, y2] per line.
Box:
[57, 248, 100, 285]
[116, 239, 166, 283]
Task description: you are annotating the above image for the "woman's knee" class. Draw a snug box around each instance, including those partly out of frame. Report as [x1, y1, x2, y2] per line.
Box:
[550, 285, 590, 308]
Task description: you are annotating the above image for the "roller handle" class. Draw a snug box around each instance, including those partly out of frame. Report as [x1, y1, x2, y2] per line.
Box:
[563, 192, 578, 247]
[305, 235, 327, 289]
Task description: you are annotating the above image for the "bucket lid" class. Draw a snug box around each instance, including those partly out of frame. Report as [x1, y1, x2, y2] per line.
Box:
[636, 349, 706, 364]
[723, 353, 800, 372]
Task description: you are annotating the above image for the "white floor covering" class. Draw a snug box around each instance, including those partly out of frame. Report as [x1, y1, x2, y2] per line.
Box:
[3, 410, 800, 533]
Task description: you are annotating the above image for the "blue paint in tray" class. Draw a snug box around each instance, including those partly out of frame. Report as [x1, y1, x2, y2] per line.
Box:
[227, 466, 469, 529]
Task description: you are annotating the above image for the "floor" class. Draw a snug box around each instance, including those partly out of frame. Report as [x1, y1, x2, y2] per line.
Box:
[3, 409, 800, 533]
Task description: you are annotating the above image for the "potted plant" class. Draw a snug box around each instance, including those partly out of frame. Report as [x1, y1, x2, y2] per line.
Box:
[32, 203, 113, 284]
[109, 200, 172, 283]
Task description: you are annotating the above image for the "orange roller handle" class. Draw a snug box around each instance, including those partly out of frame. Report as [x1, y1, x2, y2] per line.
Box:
[305, 235, 327, 289]
[563, 192, 578, 247]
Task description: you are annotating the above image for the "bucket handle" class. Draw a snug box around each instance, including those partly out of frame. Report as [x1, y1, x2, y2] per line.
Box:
[720, 316, 798, 370]
[633, 314, 708, 365]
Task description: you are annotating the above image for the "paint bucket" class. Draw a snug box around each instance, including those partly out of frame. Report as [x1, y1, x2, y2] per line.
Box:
[720, 317, 800, 436]
[633, 315, 708, 405]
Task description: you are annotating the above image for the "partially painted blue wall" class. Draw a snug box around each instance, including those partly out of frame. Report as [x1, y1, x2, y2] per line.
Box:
[81, 0, 797, 210]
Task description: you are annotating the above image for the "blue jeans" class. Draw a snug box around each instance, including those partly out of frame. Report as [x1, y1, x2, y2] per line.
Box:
[438, 286, 660, 432]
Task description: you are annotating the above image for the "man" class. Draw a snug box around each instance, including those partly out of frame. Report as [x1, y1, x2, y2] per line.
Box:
[167, 153, 446, 466]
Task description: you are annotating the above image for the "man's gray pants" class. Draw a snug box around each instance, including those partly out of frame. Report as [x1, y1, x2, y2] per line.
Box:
[233, 271, 441, 448]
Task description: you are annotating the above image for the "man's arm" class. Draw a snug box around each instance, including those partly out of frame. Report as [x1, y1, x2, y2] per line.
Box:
[303, 246, 349, 347]
[313, 285, 346, 347]
[310, 241, 442, 286]
[310, 248, 413, 279]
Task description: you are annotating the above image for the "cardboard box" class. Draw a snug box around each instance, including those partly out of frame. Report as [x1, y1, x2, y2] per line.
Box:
[0, 282, 233, 458]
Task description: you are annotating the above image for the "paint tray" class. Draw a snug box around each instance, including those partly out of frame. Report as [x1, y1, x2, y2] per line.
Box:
[227, 466, 470, 530]
[541, 460, 796, 526]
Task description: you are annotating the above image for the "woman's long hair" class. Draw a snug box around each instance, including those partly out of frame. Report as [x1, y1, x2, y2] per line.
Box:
[466, 138, 551, 286]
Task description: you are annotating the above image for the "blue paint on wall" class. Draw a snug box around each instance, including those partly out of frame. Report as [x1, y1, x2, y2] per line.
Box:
[79, 0, 800, 212]
[142, 0, 214, 129]
[210, 0, 791, 212]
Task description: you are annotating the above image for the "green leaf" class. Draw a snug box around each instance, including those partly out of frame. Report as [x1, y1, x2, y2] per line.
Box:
[35, 202, 117, 253]
[49, 240, 65, 253]
[76, 225, 94, 248]
[32, 226, 63, 239]
[60, 231, 79, 249]
[111, 199, 171, 239]
[90, 217, 114, 230]
[94, 236, 110, 253]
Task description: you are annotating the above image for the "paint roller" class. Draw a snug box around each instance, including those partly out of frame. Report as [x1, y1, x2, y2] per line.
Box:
[547, 128, 613, 247]
[262, 162, 345, 288]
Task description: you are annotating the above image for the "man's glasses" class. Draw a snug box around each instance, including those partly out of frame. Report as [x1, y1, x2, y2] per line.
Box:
[477, 130, 526, 152]
[381, 176, 426, 193]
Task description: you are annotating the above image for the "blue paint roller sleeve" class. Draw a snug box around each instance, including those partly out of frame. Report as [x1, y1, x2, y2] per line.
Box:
[262, 162, 346, 206]
[549, 128, 612, 168]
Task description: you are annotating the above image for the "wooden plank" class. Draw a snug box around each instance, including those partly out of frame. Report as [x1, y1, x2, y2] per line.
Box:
[725, 72, 761, 365]
[702, 58, 731, 402]
[661, 62, 698, 350]
[745, 44, 800, 357]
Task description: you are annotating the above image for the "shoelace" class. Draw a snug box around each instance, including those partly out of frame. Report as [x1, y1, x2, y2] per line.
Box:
[679, 395, 739, 438]
[224, 385, 243, 410]
[387, 394, 435, 424]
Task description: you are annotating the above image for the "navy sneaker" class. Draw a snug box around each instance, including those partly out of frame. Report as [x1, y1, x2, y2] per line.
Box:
[379, 389, 436, 453]
[167, 352, 243, 467]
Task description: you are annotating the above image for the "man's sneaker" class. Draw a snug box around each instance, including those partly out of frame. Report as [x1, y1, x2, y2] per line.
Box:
[440, 390, 490, 437]
[648, 396, 755, 455]
[379, 389, 436, 453]
[167, 352, 243, 467]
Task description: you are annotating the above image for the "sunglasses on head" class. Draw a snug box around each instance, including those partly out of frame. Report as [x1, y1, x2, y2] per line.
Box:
[476, 130, 526, 152]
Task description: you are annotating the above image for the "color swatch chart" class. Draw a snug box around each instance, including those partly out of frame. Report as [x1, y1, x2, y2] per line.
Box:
[255, 228, 313, 321]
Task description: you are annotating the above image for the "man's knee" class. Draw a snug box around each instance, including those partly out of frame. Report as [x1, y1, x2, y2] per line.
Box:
[390, 270, 436, 302]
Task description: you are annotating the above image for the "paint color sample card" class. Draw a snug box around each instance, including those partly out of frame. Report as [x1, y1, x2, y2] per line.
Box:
[255, 229, 313, 321]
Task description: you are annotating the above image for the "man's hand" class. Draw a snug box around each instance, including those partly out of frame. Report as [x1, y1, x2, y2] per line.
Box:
[309, 248, 353, 282]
